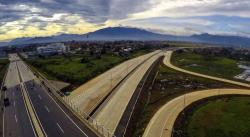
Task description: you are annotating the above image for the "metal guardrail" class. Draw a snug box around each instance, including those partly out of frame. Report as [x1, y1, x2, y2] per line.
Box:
[23, 62, 115, 137]
[21, 50, 162, 137]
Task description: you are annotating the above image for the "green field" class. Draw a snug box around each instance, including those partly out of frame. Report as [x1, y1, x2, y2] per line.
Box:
[132, 62, 236, 137]
[28, 50, 149, 86]
[184, 96, 250, 137]
[172, 50, 245, 81]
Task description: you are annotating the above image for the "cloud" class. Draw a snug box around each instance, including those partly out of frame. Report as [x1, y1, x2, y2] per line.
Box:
[0, 0, 250, 41]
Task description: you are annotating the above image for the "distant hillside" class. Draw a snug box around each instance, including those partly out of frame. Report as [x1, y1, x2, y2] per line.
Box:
[190, 33, 250, 47]
[86, 27, 175, 40]
[1, 27, 250, 48]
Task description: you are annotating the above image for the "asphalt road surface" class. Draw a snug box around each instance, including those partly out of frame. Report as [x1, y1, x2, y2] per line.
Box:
[3, 54, 36, 137]
[3, 54, 98, 137]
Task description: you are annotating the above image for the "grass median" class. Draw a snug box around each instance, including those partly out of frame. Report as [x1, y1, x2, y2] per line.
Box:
[132, 62, 238, 137]
[0, 59, 9, 137]
[171, 49, 247, 82]
[0, 59, 9, 84]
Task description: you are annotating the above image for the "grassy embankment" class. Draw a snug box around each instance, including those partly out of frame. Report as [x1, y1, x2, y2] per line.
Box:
[0, 60, 9, 84]
[0, 59, 9, 137]
[28, 50, 150, 86]
[132, 62, 237, 137]
[171, 50, 247, 82]
[182, 96, 250, 137]
[169, 50, 250, 137]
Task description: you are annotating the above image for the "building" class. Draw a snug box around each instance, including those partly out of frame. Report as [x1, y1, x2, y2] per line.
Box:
[37, 43, 70, 56]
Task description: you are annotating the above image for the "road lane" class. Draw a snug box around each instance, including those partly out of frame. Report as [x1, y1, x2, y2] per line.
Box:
[13, 85, 36, 137]
[5, 60, 19, 88]
[95, 51, 163, 135]
[69, 50, 162, 115]
[17, 59, 98, 137]
[3, 55, 36, 137]
[143, 89, 250, 137]
[25, 80, 91, 137]
[4, 86, 22, 137]
[4, 53, 98, 137]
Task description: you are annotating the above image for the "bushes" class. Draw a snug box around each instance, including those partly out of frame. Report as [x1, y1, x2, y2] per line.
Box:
[80, 57, 90, 63]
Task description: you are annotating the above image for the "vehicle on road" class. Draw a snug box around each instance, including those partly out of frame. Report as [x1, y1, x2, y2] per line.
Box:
[2, 86, 7, 91]
[4, 98, 10, 107]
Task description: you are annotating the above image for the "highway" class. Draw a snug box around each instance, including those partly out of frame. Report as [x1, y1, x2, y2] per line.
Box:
[3, 54, 36, 137]
[3, 54, 98, 137]
[143, 50, 250, 137]
[69, 50, 162, 115]
[94, 51, 163, 135]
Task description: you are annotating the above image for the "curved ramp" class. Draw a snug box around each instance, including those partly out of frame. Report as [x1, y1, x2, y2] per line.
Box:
[143, 50, 250, 137]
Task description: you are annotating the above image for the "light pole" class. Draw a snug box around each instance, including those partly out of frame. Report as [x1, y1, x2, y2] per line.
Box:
[126, 62, 129, 75]
[110, 71, 113, 89]
[183, 92, 186, 116]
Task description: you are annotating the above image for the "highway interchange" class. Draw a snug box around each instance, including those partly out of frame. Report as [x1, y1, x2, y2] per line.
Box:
[2, 49, 250, 137]
[143, 51, 250, 137]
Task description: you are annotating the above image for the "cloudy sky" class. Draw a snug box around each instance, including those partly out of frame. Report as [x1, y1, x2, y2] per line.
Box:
[0, 0, 250, 41]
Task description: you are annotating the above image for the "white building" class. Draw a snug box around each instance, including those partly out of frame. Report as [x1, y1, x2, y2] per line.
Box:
[37, 43, 70, 56]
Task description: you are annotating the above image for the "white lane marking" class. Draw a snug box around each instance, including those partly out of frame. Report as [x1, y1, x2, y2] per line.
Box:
[38, 95, 42, 100]
[2, 108, 4, 137]
[25, 61, 88, 136]
[22, 83, 47, 137]
[39, 84, 89, 137]
[56, 123, 64, 133]
[17, 59, 45, 137]
[15, 114, 18, 123]
[44, 105, 50, 113]
[13, 101, 16, 107]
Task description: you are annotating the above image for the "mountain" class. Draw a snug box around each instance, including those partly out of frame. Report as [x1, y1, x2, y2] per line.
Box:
[190, 33, 250, 47]
[0, 34, 86, 47]
[86, 27, 174, 40]
[1, 27, 250, 48]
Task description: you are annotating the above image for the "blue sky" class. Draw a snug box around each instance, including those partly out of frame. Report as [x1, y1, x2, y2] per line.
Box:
[0, 0, 250, 41]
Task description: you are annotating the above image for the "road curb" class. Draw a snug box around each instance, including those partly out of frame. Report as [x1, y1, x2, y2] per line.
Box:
[16, 61, 45, 137]
[23, 61, 103, 137]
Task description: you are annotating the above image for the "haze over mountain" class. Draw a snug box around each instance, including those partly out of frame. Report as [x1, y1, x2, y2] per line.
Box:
[1, 27, 250, 48]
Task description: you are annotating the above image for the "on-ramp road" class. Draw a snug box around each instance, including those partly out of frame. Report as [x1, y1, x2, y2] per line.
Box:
[163, 51, 250, 88]
[143, 89, 250, 137]
[143, 51, 250, 137]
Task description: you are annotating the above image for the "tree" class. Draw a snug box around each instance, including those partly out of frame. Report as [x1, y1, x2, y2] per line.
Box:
[80, 57, 90, 63]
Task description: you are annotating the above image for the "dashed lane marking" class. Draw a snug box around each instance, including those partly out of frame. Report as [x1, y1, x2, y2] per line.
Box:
[56, 123, 64, 133]
[38, 95, 42, 100]
[15, 114, 18, 123]
[44, 106, 50, 113]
